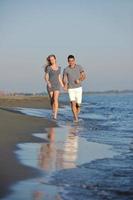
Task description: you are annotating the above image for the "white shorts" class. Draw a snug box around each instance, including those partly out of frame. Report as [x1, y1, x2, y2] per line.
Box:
[68, 87, 82, 105]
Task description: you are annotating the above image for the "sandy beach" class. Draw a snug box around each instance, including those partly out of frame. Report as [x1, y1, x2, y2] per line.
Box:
[0, 96, 56, 198]
[0, 96, 51, 109]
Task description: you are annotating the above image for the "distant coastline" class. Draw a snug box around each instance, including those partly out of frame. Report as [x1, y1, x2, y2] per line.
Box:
[84, 90, 133, 95]
[0, 90, 133, 97]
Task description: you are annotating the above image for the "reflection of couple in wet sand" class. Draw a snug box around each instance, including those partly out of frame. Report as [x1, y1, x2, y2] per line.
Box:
[38, 125, 79, 172]
[33, 126, 79, 200]
[44, 54, 86, 122]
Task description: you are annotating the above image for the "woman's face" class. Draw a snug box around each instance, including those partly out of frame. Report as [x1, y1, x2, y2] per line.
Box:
[49, 56, 56, 65]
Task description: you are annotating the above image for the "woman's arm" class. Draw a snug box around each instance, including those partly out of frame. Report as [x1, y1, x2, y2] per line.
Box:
[59, 74, 64, 88]
[44, 73, 51, 88]
[62, 73, 68, 90]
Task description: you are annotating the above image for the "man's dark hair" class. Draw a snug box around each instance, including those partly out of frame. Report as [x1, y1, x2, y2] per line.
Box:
[67, 55, 75, 60]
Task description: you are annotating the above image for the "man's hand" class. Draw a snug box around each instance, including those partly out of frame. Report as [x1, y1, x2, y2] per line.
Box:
[75, 79, 81, 84]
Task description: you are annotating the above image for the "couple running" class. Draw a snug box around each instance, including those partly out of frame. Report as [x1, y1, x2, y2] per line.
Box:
[44, 54, 86, 122]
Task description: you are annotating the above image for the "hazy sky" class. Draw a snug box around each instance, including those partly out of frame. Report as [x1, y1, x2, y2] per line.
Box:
[0, 0, 133, 92]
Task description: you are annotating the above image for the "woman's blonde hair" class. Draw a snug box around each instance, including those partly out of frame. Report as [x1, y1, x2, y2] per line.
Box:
[45, 54, 56, 72]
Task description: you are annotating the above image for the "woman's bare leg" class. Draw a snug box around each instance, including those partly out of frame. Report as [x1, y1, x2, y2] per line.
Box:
[47, 90, 54, 115]
[53, 90, 60, 119]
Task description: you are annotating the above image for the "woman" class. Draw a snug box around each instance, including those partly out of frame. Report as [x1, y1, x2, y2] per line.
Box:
[44, 54, 64, 119]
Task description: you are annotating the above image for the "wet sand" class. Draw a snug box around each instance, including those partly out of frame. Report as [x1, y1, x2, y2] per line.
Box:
[2, 123, 117, 200]
[0, 96, 56, 199]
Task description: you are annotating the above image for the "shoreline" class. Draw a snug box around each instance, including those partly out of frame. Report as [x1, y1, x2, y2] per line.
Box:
[0, 94, 132, 200]
[0, 95, 126, 200]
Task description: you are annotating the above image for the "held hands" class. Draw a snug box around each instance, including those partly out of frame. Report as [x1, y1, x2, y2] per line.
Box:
[63, 84, 68, 91]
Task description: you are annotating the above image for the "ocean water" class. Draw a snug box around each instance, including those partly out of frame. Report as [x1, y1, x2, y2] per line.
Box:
[3, 93, 133, 200]
[55, 93, 133, 200]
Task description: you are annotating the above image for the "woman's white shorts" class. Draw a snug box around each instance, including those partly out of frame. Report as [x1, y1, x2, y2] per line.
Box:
[68, 87, 82, 105]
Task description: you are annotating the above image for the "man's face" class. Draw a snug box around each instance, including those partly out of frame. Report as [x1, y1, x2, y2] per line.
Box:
[68, 58, 76, 67]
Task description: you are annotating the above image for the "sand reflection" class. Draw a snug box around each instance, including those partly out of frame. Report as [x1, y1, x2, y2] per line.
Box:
[38, 126, 79, 172]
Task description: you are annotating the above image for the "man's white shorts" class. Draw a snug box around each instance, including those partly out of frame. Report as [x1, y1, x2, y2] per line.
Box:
[68, 87, 82, 105]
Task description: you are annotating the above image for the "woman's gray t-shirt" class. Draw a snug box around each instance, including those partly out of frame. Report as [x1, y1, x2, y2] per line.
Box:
[45, 66, 61, 91]
[63, 65, 84, 89]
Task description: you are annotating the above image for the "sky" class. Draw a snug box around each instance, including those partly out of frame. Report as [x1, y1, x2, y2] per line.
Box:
[0, 0, 133, 92]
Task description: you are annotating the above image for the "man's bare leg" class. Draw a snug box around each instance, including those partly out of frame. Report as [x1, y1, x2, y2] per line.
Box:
[76, 103, 80, 114]
[71, 101, 78, 122]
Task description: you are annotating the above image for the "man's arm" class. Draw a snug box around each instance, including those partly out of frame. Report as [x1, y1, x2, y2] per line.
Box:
[75, 70, 86, 84]
[79, 71, 86, 81]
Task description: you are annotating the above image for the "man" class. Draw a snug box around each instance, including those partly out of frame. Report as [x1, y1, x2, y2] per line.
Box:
[63, 55, 86, 122]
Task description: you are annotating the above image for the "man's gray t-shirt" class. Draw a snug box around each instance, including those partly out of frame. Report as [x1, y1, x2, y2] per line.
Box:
[63, 65, 84, 89]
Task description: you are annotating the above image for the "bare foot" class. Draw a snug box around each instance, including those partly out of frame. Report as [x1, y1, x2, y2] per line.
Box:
[53, 113, 57, 120]
[73, 118, 79, 123]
